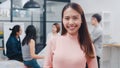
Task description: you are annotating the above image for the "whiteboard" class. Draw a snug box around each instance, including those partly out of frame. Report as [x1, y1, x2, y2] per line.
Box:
[3, 22, 25, 54]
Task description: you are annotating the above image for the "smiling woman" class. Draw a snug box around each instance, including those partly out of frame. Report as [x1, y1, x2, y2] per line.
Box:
[44, 2, 98, 68]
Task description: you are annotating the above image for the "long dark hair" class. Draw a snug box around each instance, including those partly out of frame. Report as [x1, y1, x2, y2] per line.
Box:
[9, 25, 20, 36]
[61, 3, 94, 58]
[22, 25, 36, 46]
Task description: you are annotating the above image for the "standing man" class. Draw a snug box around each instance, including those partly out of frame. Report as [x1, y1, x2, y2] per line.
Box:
[91, 13, 103, 68]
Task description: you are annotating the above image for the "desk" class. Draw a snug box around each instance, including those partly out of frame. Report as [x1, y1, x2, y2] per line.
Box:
[102, 44, 120, 68]
[104, 44, 120, 47]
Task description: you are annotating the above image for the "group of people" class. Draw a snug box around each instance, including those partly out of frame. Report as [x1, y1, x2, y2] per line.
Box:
[6, 2, 103, 68]
[6, 25, 44, 68]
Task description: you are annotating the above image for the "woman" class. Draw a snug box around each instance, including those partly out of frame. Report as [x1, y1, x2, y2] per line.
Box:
[6, 25, 23, 62]
[44, 3, 98, 68]
[46, 23, 60, 43]
[22, 25, 44, 68]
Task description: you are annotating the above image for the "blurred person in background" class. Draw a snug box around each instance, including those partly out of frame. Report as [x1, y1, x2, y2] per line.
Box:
[6, 25, 23, 62]
[22, 25, 44, 68]
[46, 23, 60, 43]
[91, 13, 103, 68]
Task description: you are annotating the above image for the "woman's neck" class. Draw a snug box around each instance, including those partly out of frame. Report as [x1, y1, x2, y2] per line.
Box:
[52, 32, 58, 35]
[66, 33, 78, 40]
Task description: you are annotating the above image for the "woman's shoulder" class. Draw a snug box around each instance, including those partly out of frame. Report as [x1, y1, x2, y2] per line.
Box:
[50, 35, 63, 41]
[9, 36, 14, 38]
[48, 35, 66, 46]
[47, 35, 61, 44]
[7, 36, 16, 41]
[46, 36, 63, 51]
[29, 39, 35, 43]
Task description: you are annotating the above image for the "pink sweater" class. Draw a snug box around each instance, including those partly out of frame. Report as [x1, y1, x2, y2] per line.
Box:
[44, 34, 98, 68]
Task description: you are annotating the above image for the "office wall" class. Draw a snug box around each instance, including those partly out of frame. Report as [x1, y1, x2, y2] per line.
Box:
[71, 0, 120, 43]
[0, 0, 10, 9]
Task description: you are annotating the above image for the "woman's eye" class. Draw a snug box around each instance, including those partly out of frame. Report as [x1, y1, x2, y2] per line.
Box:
[65, 18, 69, 20]
[73, 17, 78, 20]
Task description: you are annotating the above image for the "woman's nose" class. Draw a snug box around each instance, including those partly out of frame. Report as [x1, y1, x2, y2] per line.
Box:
[69, 19, 74, 24]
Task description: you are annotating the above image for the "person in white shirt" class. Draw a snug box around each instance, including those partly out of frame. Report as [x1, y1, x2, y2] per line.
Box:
[39, 23, 60, 65]
[91, 13, 103, 68]
[47, 23, 60, 43]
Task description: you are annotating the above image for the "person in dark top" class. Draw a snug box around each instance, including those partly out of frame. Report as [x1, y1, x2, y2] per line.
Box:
[6, 25, 23, 62]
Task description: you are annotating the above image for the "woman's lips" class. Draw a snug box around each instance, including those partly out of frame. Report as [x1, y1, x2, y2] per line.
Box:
[67, 26, 76, 30]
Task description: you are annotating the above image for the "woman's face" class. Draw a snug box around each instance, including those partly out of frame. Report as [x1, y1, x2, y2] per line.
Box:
[52, 25, 57, 33]
[63, 7, 82, 35]
[17, 28, 22, 36]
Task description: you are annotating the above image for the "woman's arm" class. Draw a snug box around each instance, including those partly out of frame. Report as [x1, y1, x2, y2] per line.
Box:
[44, 40, 54, 68]
[87, 44, 98, 68]
[29, 39, 44, 59]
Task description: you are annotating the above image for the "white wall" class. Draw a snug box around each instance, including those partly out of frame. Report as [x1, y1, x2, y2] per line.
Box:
[71, 0, 120, 43]
[0, 0, 10, 9]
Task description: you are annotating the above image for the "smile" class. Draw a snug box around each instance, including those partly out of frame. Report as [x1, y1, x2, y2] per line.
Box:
[67, 25, 76, 30]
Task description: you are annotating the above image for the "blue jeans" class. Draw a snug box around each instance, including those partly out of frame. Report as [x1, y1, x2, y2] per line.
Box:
[23, 59, 40, 68]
